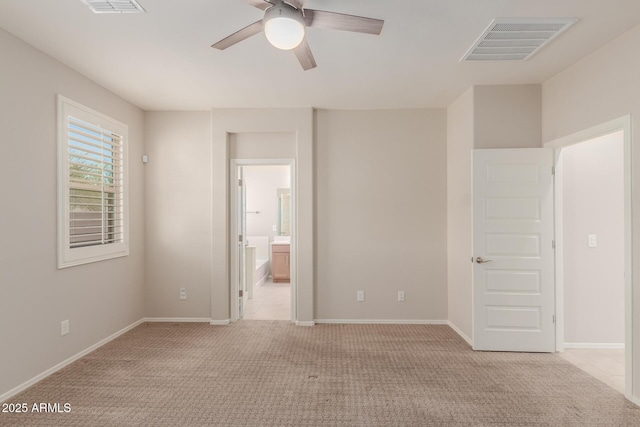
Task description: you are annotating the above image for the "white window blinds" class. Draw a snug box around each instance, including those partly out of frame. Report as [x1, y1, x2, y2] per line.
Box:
[67, 117, 124, 248]
[58, 96, 129, 268]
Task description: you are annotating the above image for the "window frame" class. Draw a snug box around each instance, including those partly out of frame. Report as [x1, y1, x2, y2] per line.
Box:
[57, 95, 129, 268]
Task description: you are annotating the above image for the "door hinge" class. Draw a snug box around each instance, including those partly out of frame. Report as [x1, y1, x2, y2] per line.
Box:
[239, 234, 243, 243]
[552, 166, 555, 176]
[552, 240, 556, 250]
[552, 314, 556, 324]
[239, 290, 243, 297]
[238, 178, 243, 186]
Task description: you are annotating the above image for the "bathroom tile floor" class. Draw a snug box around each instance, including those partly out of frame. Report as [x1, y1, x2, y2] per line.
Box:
[243, 278, 290, 320]
[559, 348, 625, 394]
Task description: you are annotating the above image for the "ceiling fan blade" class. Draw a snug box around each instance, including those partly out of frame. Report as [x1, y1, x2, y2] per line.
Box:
[304, 9, 384, 35]
[245, 0, 273, 11]
[211, 20, 264, 50]
[293, 38, 317, 70]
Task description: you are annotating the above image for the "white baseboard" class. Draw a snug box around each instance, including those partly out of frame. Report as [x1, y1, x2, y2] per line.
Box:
[295, 320, 315, 326]
[144, 317, 212, 323]
[629, 394, 640, 407]
[0, 318, 144, 404]
[314, 319, 448, 325]
[255, 273, 267, 287]
[447, 321, 473, 347]
[564, 342, 625, 349]
[209, 319, 231, 326]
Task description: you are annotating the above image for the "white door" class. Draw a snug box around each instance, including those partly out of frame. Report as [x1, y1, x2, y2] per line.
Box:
[473, 148, 555, 352]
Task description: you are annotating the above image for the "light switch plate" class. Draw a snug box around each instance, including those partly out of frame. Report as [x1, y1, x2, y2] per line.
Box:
[61, 320, 69, 336]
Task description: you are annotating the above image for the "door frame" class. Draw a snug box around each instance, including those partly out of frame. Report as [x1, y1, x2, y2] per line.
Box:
[545, 115, 633, 399]
[229, 159, 297, 323]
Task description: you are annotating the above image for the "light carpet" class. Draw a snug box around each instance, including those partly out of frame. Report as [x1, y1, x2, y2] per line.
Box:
[1, 322, 639, 426]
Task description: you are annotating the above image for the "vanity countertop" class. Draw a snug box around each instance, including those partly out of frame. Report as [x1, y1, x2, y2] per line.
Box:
[270, 241, 290, 245]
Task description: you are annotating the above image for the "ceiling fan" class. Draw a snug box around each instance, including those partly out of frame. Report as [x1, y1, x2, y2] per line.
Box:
[211, 0, 384, 70]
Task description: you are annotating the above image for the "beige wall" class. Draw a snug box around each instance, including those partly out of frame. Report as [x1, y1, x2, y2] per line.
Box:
[144, 112, 212, 319]
[542, 23, 640, 396]
[315, 109, 448, 321]
[147, 109, 448, 323]
[0, 29, 145, 398]
[562, 132, 625, 344]
[447, 88, 474, 339]
[143, 114, 306, 324]
[229, 132, 295, 159]
[474, 85, 542, 149]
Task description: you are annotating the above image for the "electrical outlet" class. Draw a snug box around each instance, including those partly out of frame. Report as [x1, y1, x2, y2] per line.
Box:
[588, 234, 597, 248]
[398, 291, 405, 302]
[180, 287, 187, 300]
[357, 291, 365, 302]
[61, 320, 69, 336]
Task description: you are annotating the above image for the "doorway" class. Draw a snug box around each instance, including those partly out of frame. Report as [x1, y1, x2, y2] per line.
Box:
[546, 116, 632, 398]
[557, 131, 625, 393]
[229, 159, 296, 323]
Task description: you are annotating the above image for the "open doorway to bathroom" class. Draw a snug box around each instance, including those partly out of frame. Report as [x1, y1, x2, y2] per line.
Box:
[230, 161, 294, 322]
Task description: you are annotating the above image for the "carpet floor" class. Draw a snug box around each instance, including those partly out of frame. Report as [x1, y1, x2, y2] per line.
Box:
[2, 322, 640, 426]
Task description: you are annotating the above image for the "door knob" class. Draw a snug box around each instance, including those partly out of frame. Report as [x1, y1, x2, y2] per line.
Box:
[475, 256, 492, 264]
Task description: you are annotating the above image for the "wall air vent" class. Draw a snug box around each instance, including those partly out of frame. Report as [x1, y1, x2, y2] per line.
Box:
[81, 0, 145, 14]
[461, 18, 577, 61]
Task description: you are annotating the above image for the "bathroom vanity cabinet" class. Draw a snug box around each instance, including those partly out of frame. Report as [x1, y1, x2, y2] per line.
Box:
[271, 243, 290, 283]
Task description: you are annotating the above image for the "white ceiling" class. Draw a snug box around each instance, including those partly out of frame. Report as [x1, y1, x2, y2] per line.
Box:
[1, 0, 639, 111]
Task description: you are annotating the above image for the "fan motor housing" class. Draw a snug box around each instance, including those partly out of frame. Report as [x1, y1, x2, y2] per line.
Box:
[263, 2, 306, 50]
[264, 2, 305, 26]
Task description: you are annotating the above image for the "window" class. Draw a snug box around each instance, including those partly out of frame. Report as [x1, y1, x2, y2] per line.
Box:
[57, 96, 129, 268]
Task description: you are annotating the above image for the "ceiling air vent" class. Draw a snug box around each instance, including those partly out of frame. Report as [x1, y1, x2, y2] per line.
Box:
[461, 18, 577, 61]
[81, 0, 145, 14]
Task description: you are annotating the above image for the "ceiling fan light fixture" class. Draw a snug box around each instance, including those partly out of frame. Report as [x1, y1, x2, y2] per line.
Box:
[263, 4, 305, 50]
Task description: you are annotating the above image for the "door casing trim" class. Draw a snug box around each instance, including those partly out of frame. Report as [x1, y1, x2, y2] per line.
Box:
[545, 115, 633, 400]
